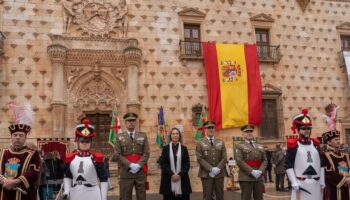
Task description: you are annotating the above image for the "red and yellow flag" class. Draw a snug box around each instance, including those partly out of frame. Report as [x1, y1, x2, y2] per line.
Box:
[202, 42, 262, 129]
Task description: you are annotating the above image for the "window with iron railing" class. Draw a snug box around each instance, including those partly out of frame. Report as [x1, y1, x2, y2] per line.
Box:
[255, 28, 281, 63]
[338, 35, 350, 67]
[180, 24, 202, 58]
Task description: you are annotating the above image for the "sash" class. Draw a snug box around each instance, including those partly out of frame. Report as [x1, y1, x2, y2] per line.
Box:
[125, 154, 148, 174]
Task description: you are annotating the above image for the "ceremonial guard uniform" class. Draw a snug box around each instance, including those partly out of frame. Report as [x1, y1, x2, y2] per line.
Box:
[0, 102, 41, 200]
[285, 109, 325, 200]
[235, 124, 267, 200]
[63, 119, 109, 200]
[322, 130, 350, 200]
[196, 120, 227, 200]
[115, 113, 150, 200]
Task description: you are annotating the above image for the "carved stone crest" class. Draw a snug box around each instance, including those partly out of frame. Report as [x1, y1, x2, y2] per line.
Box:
[63, 0, 128, 37]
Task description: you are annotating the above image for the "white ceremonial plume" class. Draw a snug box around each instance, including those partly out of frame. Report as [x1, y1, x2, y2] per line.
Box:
[7, 101, 35, 126]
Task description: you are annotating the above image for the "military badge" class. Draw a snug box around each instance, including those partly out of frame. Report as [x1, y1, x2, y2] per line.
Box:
[4, 157, 21, 178]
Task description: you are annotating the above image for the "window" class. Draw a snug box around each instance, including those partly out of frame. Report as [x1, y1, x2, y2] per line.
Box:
[183, 24, 201, 56]
[85, 113, 114, 156]
[261, 99, 279, 139]
[255, 29, 270, 59]
[341, 35, 350, 50]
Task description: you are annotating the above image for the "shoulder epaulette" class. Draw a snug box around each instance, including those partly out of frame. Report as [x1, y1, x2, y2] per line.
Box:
[65, 152, 78, 163]
[310, 138, 321, 148]
[287, 138, 298, 149]
[92, 152, 104, 163]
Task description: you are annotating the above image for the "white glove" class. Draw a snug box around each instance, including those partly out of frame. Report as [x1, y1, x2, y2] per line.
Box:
[209, 171, 216, 178]
[251, 170, 262, 178]
[286, 168, 300, 191]
[211, 167, 221, 175]
[100, 182, 108, 200]
[63, 178, 72, 198]
[134, 163, 141, 171]
[320, 167, 326, 189]
[291, 182, 300, 191]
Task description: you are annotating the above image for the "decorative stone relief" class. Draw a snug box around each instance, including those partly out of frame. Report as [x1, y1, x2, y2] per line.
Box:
[63, 0, 128, 37]
[71, 77, 120, 110]
[0, 32, 5, 56]
[110, 68, 126, 88]
[296, 0, 310, 12]
[66, 67, 83, 88]
[250, 13, 275, 23]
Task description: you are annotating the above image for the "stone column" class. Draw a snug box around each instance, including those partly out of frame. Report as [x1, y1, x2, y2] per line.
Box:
[47, 44, 67, 137]
[123, 45, 142, 115]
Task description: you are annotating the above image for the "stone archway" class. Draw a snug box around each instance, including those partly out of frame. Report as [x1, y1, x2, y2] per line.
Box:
[47, 35, 142, 137]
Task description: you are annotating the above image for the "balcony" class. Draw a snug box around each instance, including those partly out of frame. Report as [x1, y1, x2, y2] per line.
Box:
[179, 40, 203, 60]
[257, 44, 281, 63]
[338, 49, 350, 67]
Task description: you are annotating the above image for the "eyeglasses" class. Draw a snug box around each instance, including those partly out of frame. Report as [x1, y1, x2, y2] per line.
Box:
[300, 127, 312, 130]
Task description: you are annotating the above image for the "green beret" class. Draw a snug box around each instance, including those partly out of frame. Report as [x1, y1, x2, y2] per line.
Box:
[241, 124, 255, 132]
[203, 120, 215, 128]
[123, 113, 138, 121]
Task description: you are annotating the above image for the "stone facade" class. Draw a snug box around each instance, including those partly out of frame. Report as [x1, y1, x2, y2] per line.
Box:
[1, 0, 350, 192]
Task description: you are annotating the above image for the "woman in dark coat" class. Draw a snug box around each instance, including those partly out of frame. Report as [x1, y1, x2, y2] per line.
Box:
[159, 127, 192, 200]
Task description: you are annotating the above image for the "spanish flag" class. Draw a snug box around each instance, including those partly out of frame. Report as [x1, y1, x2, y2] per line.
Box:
[202, 42, 262, 129]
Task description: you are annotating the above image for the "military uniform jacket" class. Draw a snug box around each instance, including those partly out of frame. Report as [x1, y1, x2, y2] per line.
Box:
[196, 137, 227, 178]
[0, 146, 41, 200]
[115, 132, 150, 179]
[322, 148, 350, 200]
[235, 141, 267, 182]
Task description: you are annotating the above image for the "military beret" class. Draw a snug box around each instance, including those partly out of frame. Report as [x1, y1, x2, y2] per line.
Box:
[241, 124, 255, 132]
[123, 112, 138, 121]
[203, 120, 215, 128]
[322, 130, 340, 143]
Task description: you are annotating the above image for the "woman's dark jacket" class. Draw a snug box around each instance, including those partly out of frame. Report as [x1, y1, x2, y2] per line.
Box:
[159, 144, 192, 196]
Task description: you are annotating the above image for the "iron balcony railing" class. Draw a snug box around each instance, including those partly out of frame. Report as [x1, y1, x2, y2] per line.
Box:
[179, 40, 203, 59]
[256, 44, 281, 63]
[338, 49, 350, 67]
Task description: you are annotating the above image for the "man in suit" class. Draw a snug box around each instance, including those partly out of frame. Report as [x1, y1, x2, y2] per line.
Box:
[196, 120, 227, 200]
[235, 124, 267, 200]
[272, 144, 287, 191]
[114, 113, 150, 200]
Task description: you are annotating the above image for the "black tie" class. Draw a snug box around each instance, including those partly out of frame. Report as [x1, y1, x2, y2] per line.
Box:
[130, 133, 134, 140]
[249, 141, 255, 148]
[210, 138, 214, 146]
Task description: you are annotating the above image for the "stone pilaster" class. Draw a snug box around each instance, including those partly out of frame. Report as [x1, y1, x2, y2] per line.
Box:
[47, 44, 67, 137]
[124, 45, 142, 115]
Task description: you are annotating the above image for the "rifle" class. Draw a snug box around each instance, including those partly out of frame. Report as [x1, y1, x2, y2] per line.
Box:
[0, 174, 27, 195]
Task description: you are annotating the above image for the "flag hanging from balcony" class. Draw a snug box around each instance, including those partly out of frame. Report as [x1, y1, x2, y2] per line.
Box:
[202, 42, 262, 128]
[109, 111, 122, 147]
[156, 106, 167, 148]
[343, 51, 350, 86]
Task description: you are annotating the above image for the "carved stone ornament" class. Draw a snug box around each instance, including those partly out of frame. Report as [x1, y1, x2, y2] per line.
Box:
[73, 77, 120, 109]
[296, 0, 311, 12]
[65, 0, 128, 37]
[250, 13, 275, 23]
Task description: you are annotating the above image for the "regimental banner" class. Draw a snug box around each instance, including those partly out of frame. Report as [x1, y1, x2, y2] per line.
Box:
[202, 43, 262, 129]
[343, 51, 350, 87]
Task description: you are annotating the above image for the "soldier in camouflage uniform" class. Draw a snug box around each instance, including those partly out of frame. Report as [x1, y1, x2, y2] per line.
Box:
[235, 124, 267, 200]
[196, 120, 227, 200]
[115, 113, 150, 200]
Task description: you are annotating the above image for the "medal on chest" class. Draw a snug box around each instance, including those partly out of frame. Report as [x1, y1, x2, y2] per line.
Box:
[4, 158, 21, 178]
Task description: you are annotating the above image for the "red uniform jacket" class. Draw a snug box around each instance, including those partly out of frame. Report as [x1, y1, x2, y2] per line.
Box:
[0, 146, 41, 200]
[322, 149, 350, 200]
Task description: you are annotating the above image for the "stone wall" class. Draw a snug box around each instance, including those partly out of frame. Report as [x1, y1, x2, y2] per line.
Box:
[0, 0, 350, 191]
